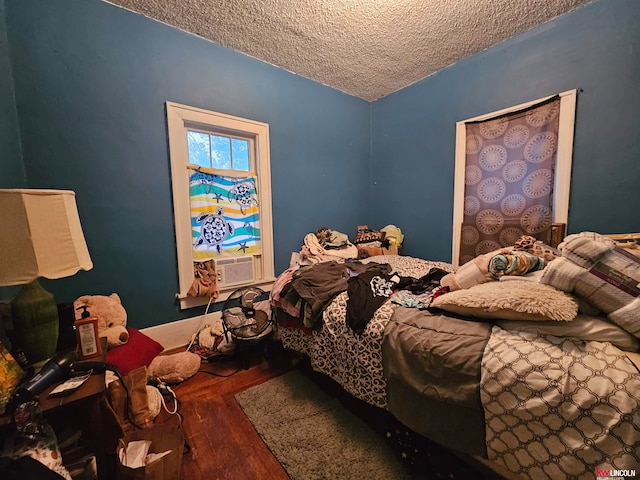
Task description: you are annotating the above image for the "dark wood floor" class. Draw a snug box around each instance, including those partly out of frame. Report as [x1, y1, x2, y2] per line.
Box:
[168, 344, 294, 480]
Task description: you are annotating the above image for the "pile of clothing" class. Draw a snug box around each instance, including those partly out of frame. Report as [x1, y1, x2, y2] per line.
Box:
[297, 228, 358, 265]
[271, 258, 448, 335]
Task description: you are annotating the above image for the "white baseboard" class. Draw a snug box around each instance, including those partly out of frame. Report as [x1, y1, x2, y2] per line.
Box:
[141, 311, 222, 352]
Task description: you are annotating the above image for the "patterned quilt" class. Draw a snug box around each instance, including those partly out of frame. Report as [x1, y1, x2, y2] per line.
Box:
[482, 327, 640, 479]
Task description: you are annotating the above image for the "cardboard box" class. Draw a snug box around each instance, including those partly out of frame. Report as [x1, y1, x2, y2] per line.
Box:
[357, 244, 399, 256]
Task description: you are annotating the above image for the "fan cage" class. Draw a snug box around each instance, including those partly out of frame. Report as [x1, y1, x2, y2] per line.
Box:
[221, 287, 273, 341]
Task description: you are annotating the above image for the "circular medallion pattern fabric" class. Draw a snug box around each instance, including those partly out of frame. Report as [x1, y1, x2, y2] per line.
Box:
[499, 227, 526, 246]
[520, 204, 552, 234]
[464, 196, 481, 216]
[523, 169, 553, 198]
[460, 254, 475, 265]
[462, 225, 480, 245]
[465, 165, 483, 185]
[503, 124, 530, 149]
[466, 134, 483, 154]
[479, 117, 509, 139]
[476, 209, 504, 235]
[526, 101, 560, 127]
[477, 177, 506, 204]
[524, 132, 558, 163]
[481, 327, 640, 478]
[476, 240, 502, 256]
[500, 194, 527, 216]
[479, 145, 508, 171]
[502, 159, 528, 183]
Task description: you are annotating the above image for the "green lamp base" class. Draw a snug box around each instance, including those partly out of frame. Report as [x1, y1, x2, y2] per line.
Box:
[11, 279, 60, 365]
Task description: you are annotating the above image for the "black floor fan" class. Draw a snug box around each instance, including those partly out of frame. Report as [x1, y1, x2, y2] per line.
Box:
[221, 286, 273, 369]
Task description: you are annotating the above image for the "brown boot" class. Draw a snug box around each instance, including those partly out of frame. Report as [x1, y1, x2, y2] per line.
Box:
[107, 366, 154, 434]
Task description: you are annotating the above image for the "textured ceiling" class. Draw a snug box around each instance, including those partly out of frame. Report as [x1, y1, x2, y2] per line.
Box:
[106, 0, 592, 101]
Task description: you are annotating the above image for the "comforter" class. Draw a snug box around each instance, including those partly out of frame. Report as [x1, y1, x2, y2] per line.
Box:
[383, 307, 640, 478]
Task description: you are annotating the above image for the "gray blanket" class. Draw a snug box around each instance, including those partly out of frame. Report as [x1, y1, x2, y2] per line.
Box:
[382, 307, 492, 457]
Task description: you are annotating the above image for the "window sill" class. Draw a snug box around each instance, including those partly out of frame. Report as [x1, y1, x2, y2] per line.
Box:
[177, 278, 275, 310]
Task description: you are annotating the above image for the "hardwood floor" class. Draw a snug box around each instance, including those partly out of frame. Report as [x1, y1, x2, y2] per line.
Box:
[167, 343, 294, 480]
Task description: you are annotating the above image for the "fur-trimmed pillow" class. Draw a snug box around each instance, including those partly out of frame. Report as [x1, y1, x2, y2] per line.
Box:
[430, 280, 578, 322]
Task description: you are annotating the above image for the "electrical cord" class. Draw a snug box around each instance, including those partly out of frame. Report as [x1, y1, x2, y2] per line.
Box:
[197, 365, 243, 378]
[155, 382, 178, 415]
[185, 294, 217, 352]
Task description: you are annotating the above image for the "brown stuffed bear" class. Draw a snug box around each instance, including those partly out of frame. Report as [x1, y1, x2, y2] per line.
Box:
[74, 293, 129, 349]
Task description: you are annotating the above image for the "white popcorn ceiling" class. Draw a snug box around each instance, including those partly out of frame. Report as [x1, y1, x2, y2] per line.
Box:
[106, 0, 593, 101]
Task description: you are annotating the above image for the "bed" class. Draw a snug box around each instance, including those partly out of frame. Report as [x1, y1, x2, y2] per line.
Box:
[270, 233, 640, 480]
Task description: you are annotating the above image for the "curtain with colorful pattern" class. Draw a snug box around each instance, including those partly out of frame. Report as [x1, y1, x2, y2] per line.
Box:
[189, 170, 260, 260]
[459, 96, 561, 265]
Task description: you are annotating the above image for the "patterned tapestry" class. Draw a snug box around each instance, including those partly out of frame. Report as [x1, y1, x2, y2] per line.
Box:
[189, 170, 260, 260]
[459, 96, 561, 265]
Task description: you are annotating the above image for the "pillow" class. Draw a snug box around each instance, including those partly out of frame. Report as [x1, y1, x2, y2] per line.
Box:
[541, 239, 640, 339]
[496, 314, 640, 352]
[430, 280, 578, 322]
[106, 328, 164, 375]
[440, 249, 505, 291]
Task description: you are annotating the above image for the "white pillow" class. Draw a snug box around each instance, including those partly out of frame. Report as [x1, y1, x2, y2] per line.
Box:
[496, 314, 640, 352]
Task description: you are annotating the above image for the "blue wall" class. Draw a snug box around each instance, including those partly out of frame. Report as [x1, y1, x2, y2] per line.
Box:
[371, 0, 640, 262]
[3, 0, 370, 328]
[3, 0, 638, 329]
[0, 0, 23, 187]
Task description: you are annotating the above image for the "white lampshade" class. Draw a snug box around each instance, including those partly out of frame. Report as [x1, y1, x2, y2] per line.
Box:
[0, 189, 93, 286]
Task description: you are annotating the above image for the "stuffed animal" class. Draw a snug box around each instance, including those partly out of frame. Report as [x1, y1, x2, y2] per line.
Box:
[74, 293, 129, 349]
[147, 351, 201, 385]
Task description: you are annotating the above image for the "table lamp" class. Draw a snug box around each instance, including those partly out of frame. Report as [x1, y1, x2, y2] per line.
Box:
[0, 189, 93, 366]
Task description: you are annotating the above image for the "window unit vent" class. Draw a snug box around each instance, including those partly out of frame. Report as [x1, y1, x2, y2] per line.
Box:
[214, 255, 256, 288]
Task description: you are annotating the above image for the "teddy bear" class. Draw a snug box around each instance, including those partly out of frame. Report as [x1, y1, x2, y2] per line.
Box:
[73, 293, 129, 349]
[147, 351, 201, 385]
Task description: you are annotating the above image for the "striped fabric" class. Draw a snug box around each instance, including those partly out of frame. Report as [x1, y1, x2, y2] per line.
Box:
[189, 170, 261, 260]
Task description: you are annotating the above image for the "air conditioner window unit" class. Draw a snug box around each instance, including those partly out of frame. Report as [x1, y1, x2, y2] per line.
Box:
[214, 255, 256, 288]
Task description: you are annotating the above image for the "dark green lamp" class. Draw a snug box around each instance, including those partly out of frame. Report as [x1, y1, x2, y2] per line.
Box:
[0, 189, 93, 366]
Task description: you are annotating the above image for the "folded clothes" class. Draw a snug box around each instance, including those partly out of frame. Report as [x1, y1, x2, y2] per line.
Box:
[488, 251, 546, 278]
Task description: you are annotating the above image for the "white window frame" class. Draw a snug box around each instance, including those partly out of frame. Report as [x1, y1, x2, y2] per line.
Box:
[452, 89, 577, 267]
[166, 102, 275, 309]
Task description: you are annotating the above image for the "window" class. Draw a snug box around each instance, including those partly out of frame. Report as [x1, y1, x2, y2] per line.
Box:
[166, 102, 275, 309]
[452, 90, 577, 267]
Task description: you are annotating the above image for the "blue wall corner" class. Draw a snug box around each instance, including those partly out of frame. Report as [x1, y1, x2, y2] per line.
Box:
[371, 0, 640, 262]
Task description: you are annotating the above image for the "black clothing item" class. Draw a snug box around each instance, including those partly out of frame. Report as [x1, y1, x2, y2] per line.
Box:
[0, 456, 66, 480]
[285, 261, 392, 329]
[395, 267, 450, 295]
[346, 270, 399, 334]
[346, 266, 449, 334]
